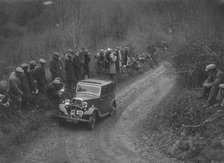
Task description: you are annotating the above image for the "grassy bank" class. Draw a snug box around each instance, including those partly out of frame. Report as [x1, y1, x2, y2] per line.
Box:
[143, 87, 224, 162]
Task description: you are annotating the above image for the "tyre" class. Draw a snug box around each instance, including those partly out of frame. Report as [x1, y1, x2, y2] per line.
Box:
[88, 112, 96, 130]
[110, 101, 117, 116]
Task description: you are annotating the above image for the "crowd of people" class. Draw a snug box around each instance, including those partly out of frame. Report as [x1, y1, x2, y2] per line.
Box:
[0, 44, 161, 119]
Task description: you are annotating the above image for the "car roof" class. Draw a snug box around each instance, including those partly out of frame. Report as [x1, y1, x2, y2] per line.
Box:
[79, 78, 114, 86]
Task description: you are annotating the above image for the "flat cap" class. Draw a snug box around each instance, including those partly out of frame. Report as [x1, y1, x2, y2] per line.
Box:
[219, 84, 224, 89]
[21, 63, 29, 68]
[15, 67, 24, 73]
[39, 58, 47, 64]
[54, 52, 60, 56]
[53, 79, 61, 85]
[0, 80, 8, 91]
[30, 60, 37, 66]
[68, 49, 73, 53]
[205, 64, 216, 71]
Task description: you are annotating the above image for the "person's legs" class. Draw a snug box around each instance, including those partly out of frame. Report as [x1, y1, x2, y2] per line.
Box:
[198, 86, 210, 99]
[207, 86, 219, 106]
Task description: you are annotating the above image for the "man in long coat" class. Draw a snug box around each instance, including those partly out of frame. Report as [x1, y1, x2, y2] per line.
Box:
[8, 67, 24, 111]
[34, 59, 47, 93]
[50, 52, 64, 81]
[21, 63, 32, 109]
[73, 52, 82, 81]
[65, 50, 77, 96]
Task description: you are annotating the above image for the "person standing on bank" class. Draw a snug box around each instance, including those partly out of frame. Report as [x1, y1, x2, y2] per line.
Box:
[8, 67, 24, 111]
[50, 52, 64, 81]
[34, 59, 48, 94]
[198, 64, 224, 107]
[21, 63, 32, 109]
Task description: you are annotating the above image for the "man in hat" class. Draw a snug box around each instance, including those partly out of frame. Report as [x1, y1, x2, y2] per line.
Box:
[0, 80, 10, 118]
[65, 50, 77, 96]
[21, 63, 32, 109]
[28, 60, 38, 93]
[8, 67, 24, 111]
[50, 52, 64, 81]
[78, 48, 86, 79]
[34, 58, 48, 94]
[46, 79, 63, 102]
[198, 64, 224, 107]
[73, 52, 82, 81]
[83, 51, 91, 79]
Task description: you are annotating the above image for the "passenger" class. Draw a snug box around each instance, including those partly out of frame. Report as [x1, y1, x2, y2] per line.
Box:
[198, 64, 224, 107]
[50, 52, 64, 81]
[34, 59, 48, 94]
[8, 67, 24, 111]
[21, 63, 32, 109]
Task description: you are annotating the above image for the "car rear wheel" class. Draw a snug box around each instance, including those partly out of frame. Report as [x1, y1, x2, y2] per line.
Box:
[88, 112, 96, 130]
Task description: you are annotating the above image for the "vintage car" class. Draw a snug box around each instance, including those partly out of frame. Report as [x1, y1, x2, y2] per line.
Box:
[57, 79, 117, 130]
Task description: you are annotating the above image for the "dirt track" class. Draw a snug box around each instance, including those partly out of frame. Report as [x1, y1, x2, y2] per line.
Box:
[1, 63, 180, 163]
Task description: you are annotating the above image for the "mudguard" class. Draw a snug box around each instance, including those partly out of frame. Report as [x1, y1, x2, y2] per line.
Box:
[59, 104, 69, 115]
[84, 106, 96, 116]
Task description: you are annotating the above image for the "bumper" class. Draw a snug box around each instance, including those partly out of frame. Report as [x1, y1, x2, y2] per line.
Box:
[56, 115, 91, 123]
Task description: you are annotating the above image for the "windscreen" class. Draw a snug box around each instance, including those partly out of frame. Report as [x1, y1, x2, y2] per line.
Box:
[76, 83, 100, 96]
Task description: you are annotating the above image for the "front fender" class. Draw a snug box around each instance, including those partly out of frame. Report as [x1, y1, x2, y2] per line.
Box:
[59, 104, 69, 115]
[84, 106, 96, 116]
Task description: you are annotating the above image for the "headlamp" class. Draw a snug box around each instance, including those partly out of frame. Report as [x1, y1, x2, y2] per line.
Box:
[82, 101, 88, 109]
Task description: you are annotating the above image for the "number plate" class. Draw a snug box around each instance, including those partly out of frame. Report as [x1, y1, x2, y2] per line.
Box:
[66, 118, 78, 124]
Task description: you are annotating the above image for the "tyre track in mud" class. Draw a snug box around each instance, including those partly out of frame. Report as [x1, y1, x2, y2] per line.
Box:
[2, 63, 179, 163]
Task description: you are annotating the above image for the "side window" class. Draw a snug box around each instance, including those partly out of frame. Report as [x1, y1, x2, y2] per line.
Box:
[101, 86, 109, 96]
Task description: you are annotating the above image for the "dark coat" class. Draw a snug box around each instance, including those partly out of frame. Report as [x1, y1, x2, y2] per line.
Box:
[83, 53, 90, 75]
[205, 69, 224, 87]
[8, 72, 22, 101]
[73, 55, 82, 81]
[26, 69, 37, 92]
[50, 56, 64, 81]
[20, 72, 32, 101]
[34, 65, 47, 92]
[65, 55, 76, 83]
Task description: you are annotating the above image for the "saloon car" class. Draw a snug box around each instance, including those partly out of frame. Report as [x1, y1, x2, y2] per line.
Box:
[57, 79, 117, 130]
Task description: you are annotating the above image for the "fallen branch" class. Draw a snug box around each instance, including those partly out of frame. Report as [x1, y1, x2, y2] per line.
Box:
[182, 113, 224, 128]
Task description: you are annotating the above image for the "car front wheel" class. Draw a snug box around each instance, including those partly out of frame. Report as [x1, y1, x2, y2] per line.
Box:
[88, 112, 96, 130]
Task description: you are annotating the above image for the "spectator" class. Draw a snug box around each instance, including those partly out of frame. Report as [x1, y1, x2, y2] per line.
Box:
[34, 59, 47, 94]
[50, 52, 64, 81]
[21, 63, 32, 109]
[8, 67, 24, 111]
[95, 49, 104, 78]
[28, 60, 38, 93]
[0, 80, 10, 118]
[83, 51, 91, 79]
[79, 48, 86, 79]
[109, 51, 117, 80]
[198, 64, 224, 107]
[65, 50, 77, 94]
[46, 79, 63, 102]
[73, 52, 82, 81]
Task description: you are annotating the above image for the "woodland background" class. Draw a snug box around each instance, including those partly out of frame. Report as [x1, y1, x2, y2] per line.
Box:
[1, 0, 224, 86]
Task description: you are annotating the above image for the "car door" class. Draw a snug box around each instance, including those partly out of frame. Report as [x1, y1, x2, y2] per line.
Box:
[99, 85, 111, 115]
